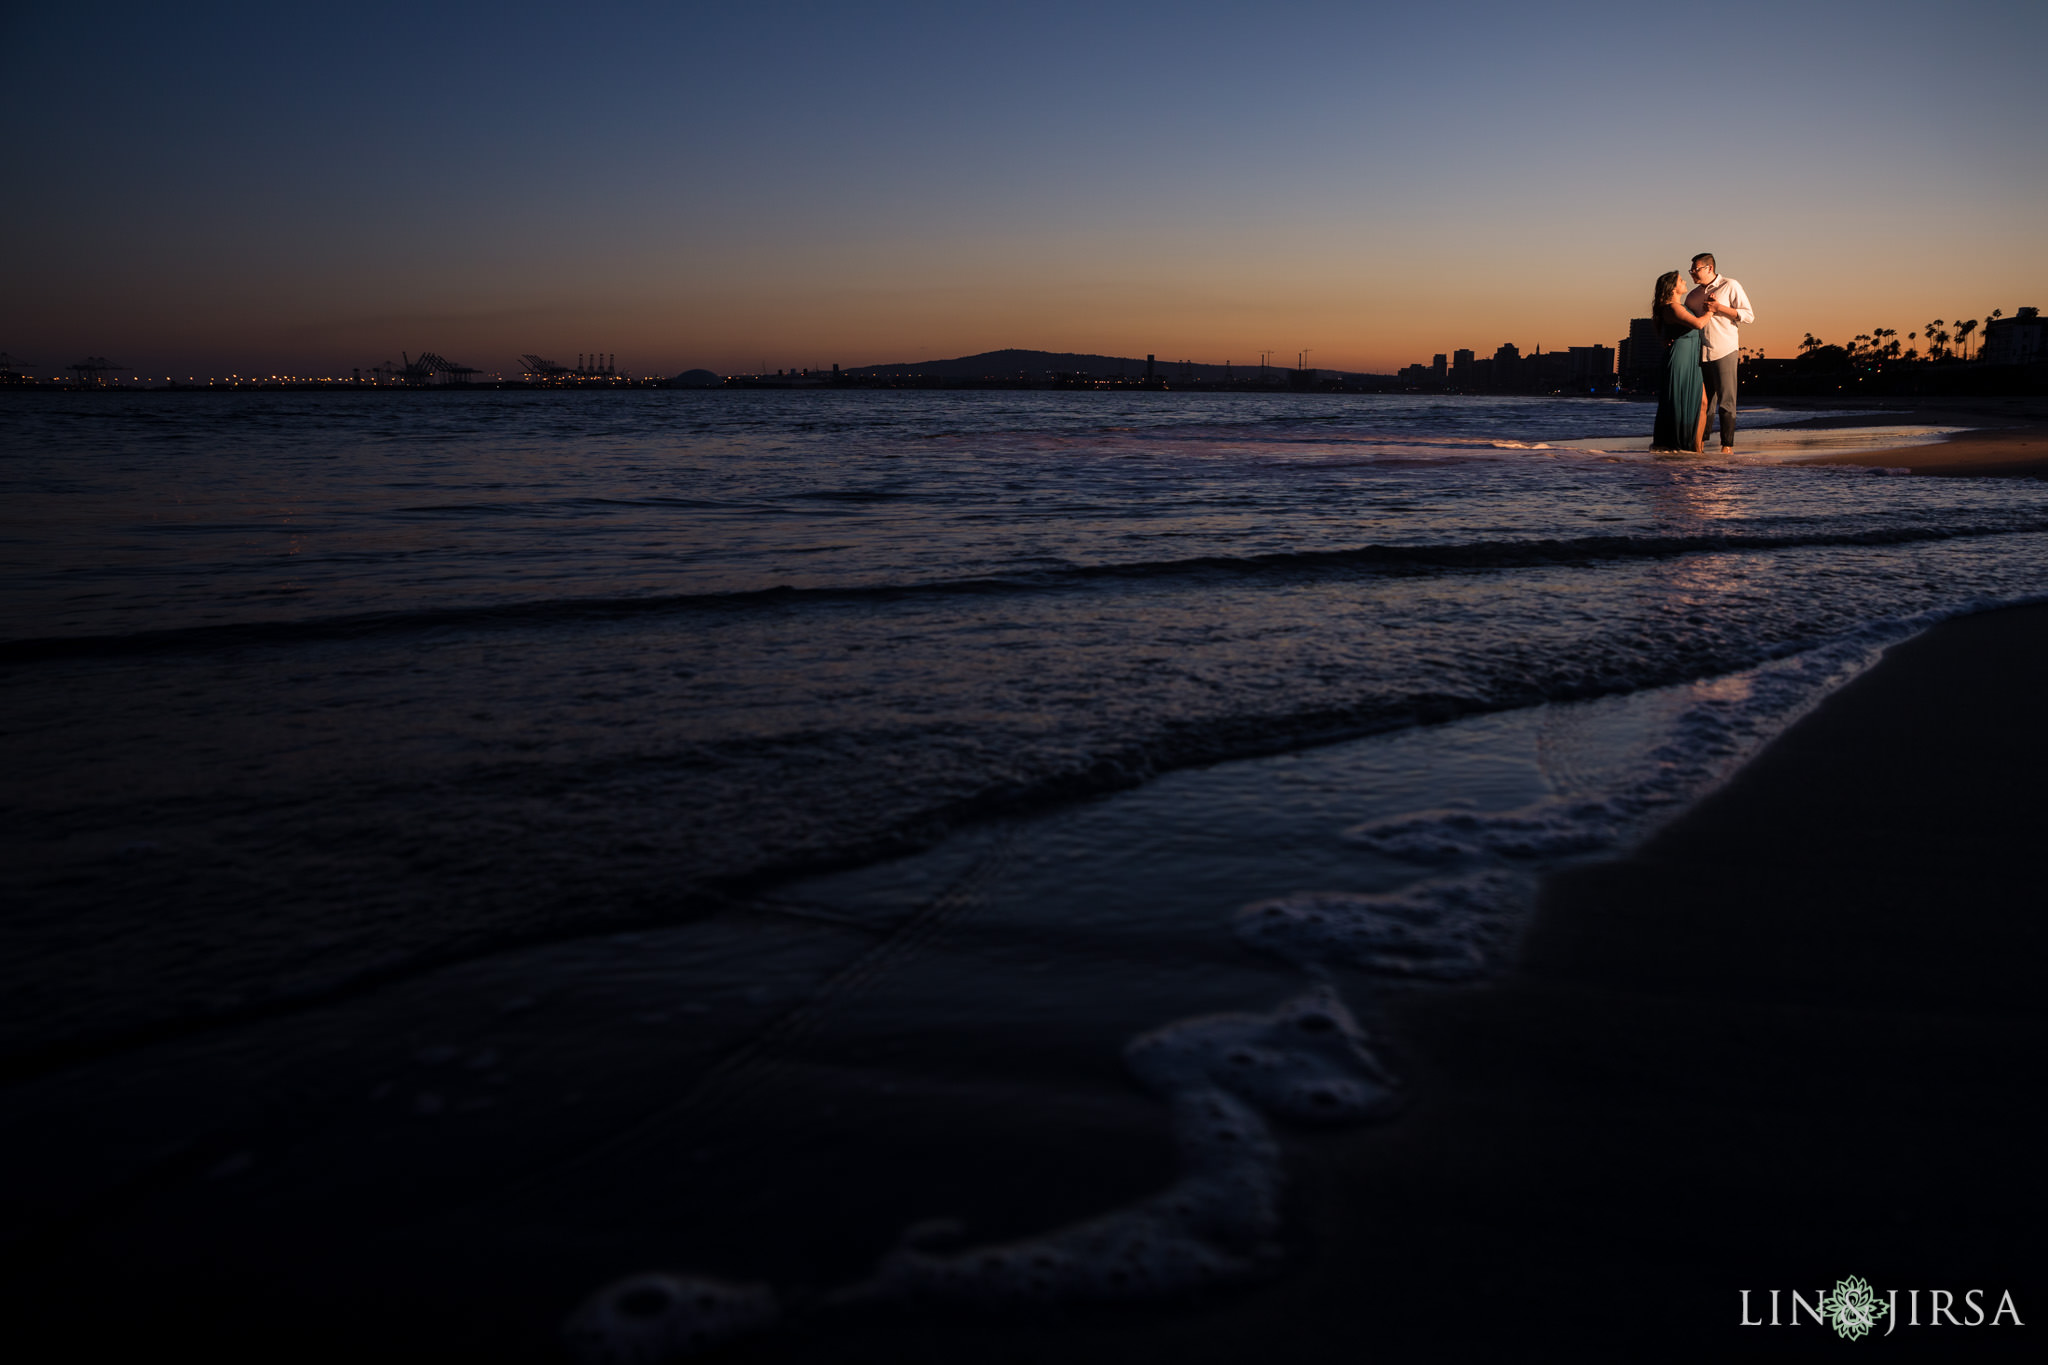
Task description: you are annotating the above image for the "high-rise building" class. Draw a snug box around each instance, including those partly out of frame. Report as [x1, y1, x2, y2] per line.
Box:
[1432, 354, 1447, 385]
[1493, 342, 1521, 389]
[1567, 345, 1615, 391]
[1521, 345, 1570, 391]
[1618, 318, 1663, 387]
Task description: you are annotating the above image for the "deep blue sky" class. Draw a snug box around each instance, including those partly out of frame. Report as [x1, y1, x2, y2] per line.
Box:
[5, 1, 2043, 376]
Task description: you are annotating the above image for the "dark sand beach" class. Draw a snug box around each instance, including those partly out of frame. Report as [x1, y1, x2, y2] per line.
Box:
[1813, 423, 2048, 476]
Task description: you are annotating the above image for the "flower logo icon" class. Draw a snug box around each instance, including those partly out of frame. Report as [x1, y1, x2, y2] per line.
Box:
[1819, 1275, 1887, 1341]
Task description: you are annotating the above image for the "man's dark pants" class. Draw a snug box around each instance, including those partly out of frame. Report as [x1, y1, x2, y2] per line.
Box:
[1703, 352, 1738, 449]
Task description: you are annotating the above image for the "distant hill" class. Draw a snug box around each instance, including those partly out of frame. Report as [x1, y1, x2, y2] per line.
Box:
[841, 348, 1360, 382]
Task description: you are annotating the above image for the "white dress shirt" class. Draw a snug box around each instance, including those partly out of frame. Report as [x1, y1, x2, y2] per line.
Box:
[1694, 275, 1755, 362]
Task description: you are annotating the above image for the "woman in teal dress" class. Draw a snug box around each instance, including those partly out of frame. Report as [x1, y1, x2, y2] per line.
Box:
[1648, 270, 1710, 453]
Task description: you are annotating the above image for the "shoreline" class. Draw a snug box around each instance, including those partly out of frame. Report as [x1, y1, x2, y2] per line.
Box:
[1802, 423, 2048, 475]
[1771, 395, 2048, 475]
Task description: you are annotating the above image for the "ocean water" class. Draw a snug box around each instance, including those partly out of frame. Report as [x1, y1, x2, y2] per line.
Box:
[5, 387, 2048, 1072]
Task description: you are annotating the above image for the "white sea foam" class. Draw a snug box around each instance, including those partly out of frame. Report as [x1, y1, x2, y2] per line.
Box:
[562, 1274, 777, 1365]
[1244, 600, 2048, 992]
[1233, 875, 1522, 979]
[833, 1086, 1285, 1308]
[1342, 806, 1623, 863]
[1337, 613, 1949, 888]
[833, 985, 1394, 1314]
[1123, 982, 1400, 1124]
[569, 986, 1397, 1353]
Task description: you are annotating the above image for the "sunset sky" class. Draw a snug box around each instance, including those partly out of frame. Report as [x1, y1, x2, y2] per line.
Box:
[5, 1, 2043, 378]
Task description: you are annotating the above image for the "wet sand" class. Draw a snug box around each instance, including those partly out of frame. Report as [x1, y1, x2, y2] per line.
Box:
[1781, 398, 2048, 476]
[1807, 425, 2048, 476]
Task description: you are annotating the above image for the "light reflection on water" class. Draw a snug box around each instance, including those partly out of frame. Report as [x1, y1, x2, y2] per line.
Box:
[0, 389, 1934, 637]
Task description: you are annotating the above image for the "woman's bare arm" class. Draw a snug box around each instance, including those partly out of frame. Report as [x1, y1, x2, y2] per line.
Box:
[1662, 301, 1709, 331]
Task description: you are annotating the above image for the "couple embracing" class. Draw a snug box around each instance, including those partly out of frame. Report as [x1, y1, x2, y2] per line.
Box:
[1650, 253, 1754, 454]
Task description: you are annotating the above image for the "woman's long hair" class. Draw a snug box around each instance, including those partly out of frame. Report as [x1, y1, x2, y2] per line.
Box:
[1651, 270, 1682, 316]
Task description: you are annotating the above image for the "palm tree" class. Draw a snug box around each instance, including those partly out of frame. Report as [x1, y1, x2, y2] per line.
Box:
[1956, 319, 1978, 360]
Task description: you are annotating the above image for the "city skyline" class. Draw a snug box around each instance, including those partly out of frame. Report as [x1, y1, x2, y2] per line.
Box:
[4, 3, 2043, 379]
[13, 301, 2037, 391]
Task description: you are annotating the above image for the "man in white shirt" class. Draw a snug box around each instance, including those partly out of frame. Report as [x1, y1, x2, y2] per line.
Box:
[1685, 253, 1755, 454]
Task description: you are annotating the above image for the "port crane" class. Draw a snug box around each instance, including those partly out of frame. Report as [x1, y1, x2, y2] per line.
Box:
[370, 353, 481, 384]
[66, 356, 130, 385]
[519, 353, 620, 381]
